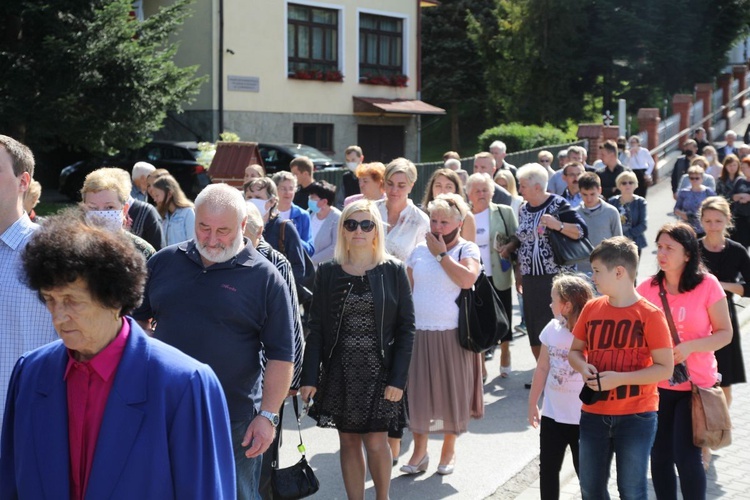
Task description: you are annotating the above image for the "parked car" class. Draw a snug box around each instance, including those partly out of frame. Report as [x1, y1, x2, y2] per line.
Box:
[58, 141, 211, 200]
[257, 143, 340, 174]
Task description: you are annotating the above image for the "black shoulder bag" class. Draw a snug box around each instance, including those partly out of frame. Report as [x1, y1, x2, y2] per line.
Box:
[455, 246, 509, 353]
[270, 397, 320, 500]
[547, 209, 594, 266]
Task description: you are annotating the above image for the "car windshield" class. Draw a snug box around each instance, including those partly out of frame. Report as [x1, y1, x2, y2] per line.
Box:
[284, 144, 331, 161]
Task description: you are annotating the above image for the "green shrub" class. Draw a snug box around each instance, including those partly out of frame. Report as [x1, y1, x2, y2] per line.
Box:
[478, 123, 575, 152]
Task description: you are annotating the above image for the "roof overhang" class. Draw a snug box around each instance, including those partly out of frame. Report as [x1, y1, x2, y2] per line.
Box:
[353, 97, 446, 117]
[420, 0, 440, 7]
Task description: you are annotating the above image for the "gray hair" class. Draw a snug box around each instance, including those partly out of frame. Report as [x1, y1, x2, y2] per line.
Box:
[195, 183, 248, 227]
[489, 140, 507, 153]
[726, 130, 737, 139]
[385, 157, 418, 185]
[444, 158, 461, 171]
[244, 200, 264, 239]
[131, 161, 156, 180]
[272, 170, 297, 188]
[568, 145, 587, 158]
[557, 149, 569, 159]
[427, 193, 468, 223]
[465, 172, 495, 194]
[517, 163, 549, 191]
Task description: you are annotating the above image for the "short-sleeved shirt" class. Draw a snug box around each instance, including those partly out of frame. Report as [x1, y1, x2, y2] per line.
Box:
[540, 319, 583, 425]
[132, 239, 294, 420]
[637, 274, 726, 390]
[572, 296, 672, 415]
[407, 240, 480, 331]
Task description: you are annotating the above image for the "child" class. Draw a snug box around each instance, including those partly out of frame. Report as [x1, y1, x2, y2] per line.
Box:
[568, 236, 674, 500]
[528, 274, 594, 500]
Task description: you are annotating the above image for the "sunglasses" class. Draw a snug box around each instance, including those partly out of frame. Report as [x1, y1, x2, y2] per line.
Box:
[539, 159, 551, 163]
[689, 177, 702, 181]
[620, 181, 635, 185]
[343, 219, 376, 232]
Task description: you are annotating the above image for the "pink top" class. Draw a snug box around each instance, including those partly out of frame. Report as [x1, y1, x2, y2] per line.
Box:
[64, 319, 130, 500]
[637, 273, 725, 390]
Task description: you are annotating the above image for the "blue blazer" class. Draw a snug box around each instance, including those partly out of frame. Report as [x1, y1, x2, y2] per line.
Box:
[0, 318, 236, 499]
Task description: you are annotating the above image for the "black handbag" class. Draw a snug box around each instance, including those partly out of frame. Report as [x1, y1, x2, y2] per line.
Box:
[270, 397, 320, 500]
[546, 210, 594, 266]
[455, 247, 510, 353]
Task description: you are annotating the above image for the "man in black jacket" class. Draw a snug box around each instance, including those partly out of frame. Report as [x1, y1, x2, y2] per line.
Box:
[671, 139, 698, 200]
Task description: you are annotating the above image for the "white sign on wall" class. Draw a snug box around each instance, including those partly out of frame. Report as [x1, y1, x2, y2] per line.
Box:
[227, 76, 260, 93]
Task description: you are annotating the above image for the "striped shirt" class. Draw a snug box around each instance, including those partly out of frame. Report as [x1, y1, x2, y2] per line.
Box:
[0, 214, 57, 429]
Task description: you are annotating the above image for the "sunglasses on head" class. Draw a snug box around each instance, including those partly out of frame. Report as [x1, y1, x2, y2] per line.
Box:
[343, 219, 376, 232]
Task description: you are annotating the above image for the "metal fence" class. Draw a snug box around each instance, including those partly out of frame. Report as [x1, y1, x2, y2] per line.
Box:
[690, 100, 704, 126]
[712, 89, 724, 123]
[315, 141, 586, 202]
[658, 113, 681, 153]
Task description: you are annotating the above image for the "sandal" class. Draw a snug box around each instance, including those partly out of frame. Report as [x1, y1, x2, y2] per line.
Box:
[500, 365, 511, 378]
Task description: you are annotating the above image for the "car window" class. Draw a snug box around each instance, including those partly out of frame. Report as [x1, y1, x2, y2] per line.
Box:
[260, 147, 279, 164]
[143, 146, 162, 162]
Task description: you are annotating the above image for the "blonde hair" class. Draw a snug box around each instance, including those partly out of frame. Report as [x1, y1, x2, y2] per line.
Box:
[24, 180, 42, 208]
[81, 167, 131, 205]
[494, 169, 518, 197]
[687, 164, 705, 176]
[551, 273, 594, 330]
[427, 193, 468, 223]
[333, 200, 388, 265]
[616, 170, 638, 188]
[151, 175, 193, 218]
[384, 157, 418, 185]
[700, 196, 734, 234]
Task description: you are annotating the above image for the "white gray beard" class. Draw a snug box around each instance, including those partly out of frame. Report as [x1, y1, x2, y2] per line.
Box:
[197, 233, 245, 264]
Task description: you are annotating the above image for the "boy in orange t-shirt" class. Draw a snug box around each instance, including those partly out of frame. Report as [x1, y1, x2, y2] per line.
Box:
[569, 237, 673, 499]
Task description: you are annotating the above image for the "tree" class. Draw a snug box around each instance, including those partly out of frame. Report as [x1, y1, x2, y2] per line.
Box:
[421, 0, 497, 151]
[0, 0, 204, 157]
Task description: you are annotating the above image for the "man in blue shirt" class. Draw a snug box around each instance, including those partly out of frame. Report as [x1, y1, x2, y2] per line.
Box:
[0, 135, 56, 431]
[134, 183, 294, 500]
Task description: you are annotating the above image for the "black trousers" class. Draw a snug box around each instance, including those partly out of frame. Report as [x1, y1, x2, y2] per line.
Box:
[633, 168, 649, 198]
[539, 416, 580, 500]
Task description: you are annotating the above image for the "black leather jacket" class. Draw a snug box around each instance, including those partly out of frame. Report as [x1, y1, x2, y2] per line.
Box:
[301, 259, 415, 389]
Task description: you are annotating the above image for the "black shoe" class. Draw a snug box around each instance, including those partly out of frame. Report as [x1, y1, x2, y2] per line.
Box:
[524, 382, 532, 389]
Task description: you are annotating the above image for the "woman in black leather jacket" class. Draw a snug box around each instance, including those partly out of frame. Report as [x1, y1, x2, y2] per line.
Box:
[300, 200, 415, 500]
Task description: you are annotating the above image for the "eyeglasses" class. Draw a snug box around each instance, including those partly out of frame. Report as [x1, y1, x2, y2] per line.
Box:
[620, 181, 635, 185]
[689, 176, 702, 181]
[343, 219, 376, 232]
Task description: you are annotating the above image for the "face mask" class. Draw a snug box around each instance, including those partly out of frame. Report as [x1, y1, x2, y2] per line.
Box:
[86, 210, 123, 233]
[705, 155, 714, 163]
[684, 149, 694, 157]
[248, 198, 269, 217]
[433, 226, 460, 246]
[307, 198, 321, 214]
[346, 161, 359, 173]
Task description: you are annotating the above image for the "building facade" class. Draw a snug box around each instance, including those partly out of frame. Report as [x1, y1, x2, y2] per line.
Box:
[148, 0, 443, 164]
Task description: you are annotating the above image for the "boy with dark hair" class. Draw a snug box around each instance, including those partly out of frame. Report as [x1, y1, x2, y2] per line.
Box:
[569, 236, 673, 499]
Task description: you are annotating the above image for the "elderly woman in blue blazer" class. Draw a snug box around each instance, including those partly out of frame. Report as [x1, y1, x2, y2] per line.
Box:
[308, 180, 341, 267]
[1, 214, 235, 499]
[608, 170, 648, 257]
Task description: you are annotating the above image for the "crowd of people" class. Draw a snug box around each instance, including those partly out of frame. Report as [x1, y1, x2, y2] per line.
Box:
[0, 129, 747, 500]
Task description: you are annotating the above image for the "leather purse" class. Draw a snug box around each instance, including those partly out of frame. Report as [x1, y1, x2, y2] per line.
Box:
[270, 397, 320, 500]
[546, 210, 593, 266]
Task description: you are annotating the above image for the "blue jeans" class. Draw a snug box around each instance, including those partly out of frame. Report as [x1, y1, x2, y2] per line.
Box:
[231, 419, 263, 500]
[579, 410, 657, 500]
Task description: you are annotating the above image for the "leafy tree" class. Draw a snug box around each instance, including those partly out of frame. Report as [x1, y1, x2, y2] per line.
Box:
[0, 0, 204, 157]
[421, 0, 497, 151]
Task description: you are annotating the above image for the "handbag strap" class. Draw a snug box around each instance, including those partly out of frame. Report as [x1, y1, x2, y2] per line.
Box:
[278, 220, 287, 254]
[658, 278, 682, 346]
[271, 396, 306, 469]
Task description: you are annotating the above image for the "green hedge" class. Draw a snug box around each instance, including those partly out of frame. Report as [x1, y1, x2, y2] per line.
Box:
[478, 123, 575, 152]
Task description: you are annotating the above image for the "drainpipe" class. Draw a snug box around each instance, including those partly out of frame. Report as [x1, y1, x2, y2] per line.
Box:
[218, 0, 224, 136]
[416, 0, 422, 162]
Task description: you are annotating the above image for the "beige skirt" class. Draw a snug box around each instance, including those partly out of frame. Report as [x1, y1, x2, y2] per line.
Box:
[407, 328, 485, 435]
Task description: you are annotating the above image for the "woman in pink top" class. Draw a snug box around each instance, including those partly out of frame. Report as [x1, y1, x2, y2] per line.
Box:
[637, 222, 731, 498]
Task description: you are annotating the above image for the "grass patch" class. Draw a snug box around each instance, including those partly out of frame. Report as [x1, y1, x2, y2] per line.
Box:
[36, 200, 74, 217]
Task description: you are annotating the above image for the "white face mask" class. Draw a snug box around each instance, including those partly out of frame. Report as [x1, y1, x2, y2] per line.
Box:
[86, 210, 123, 233]
[346, 161, 359, 173]
[248, 198, 269, 217]
[705, 155, 715, 163]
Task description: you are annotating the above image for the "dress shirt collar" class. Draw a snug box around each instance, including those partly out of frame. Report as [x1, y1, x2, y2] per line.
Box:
[0, 213, 37, 251]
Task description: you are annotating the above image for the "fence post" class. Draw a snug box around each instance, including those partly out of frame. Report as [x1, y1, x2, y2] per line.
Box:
[576, 124, 604, 163]
[733, 65, 748, 117]
[637, 108, 660, 181]
[672, 94, 693, 149]
[718, 73, 733, 120]
[695, 83, 714, 137]
[602, 126, 620, 142]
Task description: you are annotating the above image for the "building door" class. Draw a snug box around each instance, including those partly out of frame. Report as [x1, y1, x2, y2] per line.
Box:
[357, 125, 405, 164]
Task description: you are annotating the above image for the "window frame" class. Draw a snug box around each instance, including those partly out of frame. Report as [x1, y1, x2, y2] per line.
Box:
[293, 123, 334, 155]
[285, 1, 345, 77]
[356, 8, 409, 82]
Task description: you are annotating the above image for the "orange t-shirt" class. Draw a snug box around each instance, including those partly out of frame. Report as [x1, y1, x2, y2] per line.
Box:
[572, 296, 672, 415]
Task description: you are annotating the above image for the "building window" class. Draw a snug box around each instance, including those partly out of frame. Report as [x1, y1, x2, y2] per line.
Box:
[287, 4, 339, 75]
[293, 123, 334, 153]
[359, 13, 403, 80]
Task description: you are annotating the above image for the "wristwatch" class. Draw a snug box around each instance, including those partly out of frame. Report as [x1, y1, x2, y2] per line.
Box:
[258, 410, 280, 427]
[559, 220, 564, 231]
[436, 251, 448, 262]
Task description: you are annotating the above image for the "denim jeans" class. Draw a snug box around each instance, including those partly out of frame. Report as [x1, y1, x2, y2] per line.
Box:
[232, 419, 263, 500]
[579, 410, 657, 500]
[651, 388, 706, 500]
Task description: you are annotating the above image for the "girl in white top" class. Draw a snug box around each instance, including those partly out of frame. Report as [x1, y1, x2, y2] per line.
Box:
[376, 158, 429, 262]
[528, 274, 593, 500]
[494, 169, 523, 218]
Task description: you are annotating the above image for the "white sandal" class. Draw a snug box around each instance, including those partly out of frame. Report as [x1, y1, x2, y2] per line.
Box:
[500, 365, 511, 378]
